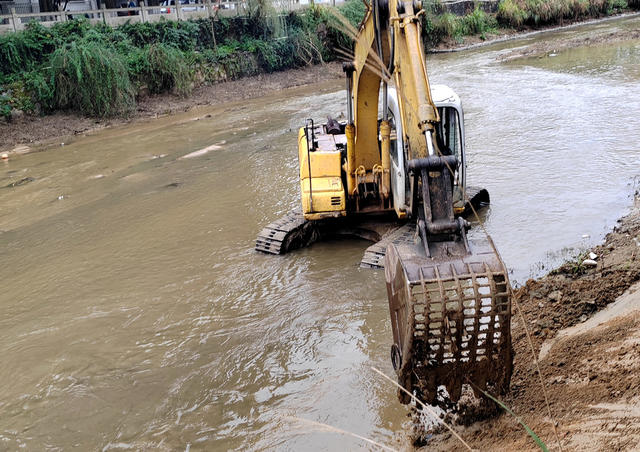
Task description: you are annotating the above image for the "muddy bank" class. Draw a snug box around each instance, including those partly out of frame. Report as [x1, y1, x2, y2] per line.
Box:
[423, 192, 640, 450]
[0, 62, 343, 153]
[432, 11, 640, 53]
[499, 26, 640, 61]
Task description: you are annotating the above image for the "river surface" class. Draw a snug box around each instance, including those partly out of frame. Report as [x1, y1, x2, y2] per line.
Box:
[1, 15, 639, 451]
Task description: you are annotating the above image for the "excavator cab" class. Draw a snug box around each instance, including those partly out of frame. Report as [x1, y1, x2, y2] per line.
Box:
[388, 85, 467, 218]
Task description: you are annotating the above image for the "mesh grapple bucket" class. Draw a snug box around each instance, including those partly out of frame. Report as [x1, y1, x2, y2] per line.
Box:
[385, 238, 512, 404]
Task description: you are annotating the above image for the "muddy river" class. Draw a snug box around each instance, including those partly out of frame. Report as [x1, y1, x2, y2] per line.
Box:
[1, 15, 639, 451]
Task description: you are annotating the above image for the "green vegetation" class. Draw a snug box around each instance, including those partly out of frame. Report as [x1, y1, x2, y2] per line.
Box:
[423, 5, 498, 46]
[0, 0, 637, 119]
[497, 0, 629, 27]
[0, 8, 340, 118]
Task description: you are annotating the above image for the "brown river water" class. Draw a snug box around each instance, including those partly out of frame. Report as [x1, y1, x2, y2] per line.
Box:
[1, 15, 639, 451]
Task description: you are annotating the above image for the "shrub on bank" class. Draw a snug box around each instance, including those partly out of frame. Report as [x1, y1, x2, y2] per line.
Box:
[0, 7, 340, 118]
[0, 0, 637, 119]
[49, 41, 136, 117]
[128, 43, 192, 96]
[497, 0, 629, 27]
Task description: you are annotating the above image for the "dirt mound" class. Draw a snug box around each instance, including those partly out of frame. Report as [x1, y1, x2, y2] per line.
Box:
[421, 194, 640, 450]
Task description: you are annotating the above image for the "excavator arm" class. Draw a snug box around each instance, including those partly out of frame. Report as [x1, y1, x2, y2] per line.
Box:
[346, 0, 514, 404]
[256, 0, 513, 407]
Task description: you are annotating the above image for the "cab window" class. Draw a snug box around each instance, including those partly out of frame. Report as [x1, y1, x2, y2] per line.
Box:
[437, 106, 461, 160]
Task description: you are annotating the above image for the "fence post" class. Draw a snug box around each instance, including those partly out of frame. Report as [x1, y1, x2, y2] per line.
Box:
[101, 4, 107, 24]
[175, 0, 181, 20]
[139, 0, 145, 23]
[10, 8, 17, 32]
[205, 0, 217, 47]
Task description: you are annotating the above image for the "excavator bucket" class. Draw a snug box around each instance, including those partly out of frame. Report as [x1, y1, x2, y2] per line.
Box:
[384, 236, 512, 405]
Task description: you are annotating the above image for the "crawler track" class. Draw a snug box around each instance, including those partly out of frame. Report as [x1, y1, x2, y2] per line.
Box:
[255, 210, 319, 254]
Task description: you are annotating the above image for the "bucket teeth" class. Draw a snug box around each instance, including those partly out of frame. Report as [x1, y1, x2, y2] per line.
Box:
[385, 239, 513, 404]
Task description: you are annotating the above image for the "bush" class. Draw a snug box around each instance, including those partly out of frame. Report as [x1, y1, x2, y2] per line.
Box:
[460, 7, 497, 35]
[49, 41, 135, 117]
[497, 0, 630, 27]
[339, 0, 368, 27]
[128, 43, 192, 96]
[0, 22, 56, 79]
[497, 0, 528, 26]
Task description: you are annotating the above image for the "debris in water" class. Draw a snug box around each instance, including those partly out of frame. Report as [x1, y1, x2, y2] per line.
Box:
[57, 195, 64, 200]
[582, 234, 590, 238]
[180, 144, 221, 159]
[5, 177, 34, 188]
[1, 153, 8, 160]
[9, 145, 30, 155]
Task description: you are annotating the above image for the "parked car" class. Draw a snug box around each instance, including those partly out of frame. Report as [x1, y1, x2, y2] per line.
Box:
[160, 0, 204, 13]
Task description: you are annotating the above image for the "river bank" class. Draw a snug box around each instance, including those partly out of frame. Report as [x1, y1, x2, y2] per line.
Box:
[432, 10, 640, 53]
[2, 11, 640, 154]
[0, 63, 344, 154]
[422, 190, 640, 450]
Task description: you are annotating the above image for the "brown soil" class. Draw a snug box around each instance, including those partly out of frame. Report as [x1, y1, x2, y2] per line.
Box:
[0, 62, 343, 153]
[420, 193, 640, 451]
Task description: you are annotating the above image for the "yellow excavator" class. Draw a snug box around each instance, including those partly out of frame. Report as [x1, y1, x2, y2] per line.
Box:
[256, 0, 512, 405]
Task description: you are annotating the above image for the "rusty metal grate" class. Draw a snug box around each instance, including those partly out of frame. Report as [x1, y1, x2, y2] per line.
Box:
[410, 262, 510, 369]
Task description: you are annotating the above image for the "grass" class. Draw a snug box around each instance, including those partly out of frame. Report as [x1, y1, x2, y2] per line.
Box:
[497, 0, 630, 27]
[1, 0, 638, 118]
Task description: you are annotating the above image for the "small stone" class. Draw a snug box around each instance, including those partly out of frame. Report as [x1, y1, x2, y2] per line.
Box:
[10, 109, 24, 121]
[580, 314, 588, 322]
[589, 252, 597, 260]
[548, 290, 563, 302]
[536, 318, 552, 329]
[582, 259, 597, 267]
